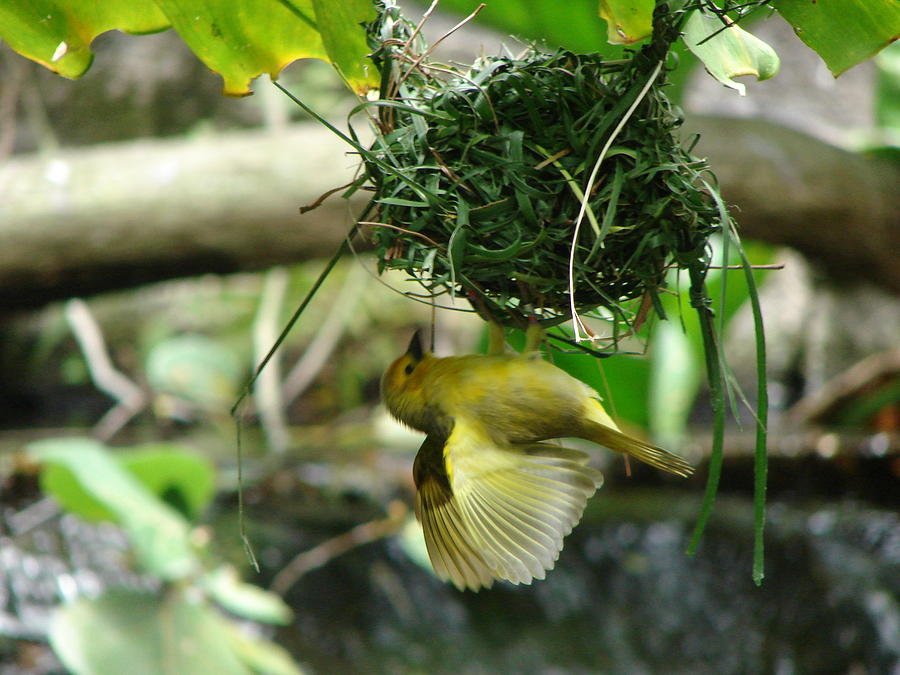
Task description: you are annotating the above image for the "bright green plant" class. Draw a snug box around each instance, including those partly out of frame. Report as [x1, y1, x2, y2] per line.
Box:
[1, 1, 897, 96]
[27, 438, 302, 675]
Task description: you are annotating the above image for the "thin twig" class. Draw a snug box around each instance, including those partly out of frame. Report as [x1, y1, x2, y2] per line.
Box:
[300, 180, 356, 214]
[359, 221, 444, 249]
[282, 262, 368, 404]
[253, 267, 291, 454]
[64, 298, 146, 441]
[392, 4, 486, 96]
[270, 500, 408, 595]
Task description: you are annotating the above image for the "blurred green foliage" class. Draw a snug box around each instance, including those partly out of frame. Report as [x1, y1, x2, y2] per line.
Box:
[27, 439, 301, 675]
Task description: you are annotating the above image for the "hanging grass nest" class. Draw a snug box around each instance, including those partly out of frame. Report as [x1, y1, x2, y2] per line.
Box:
[357, 2, 725, 334]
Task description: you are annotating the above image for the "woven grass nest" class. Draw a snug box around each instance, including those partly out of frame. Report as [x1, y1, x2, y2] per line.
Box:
[359, 3, 725, 334]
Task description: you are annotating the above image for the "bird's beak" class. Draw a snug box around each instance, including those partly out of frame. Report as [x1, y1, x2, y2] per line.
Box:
[407, 330, 425, 361]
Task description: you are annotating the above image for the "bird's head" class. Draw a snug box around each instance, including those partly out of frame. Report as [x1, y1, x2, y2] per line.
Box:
[381, 330, 435, 432]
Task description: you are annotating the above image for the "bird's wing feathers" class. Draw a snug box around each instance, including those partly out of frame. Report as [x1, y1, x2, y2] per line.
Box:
[413, 434, 496, 590]
[414, 425, 602, 591]
[416, 476, 497, 591]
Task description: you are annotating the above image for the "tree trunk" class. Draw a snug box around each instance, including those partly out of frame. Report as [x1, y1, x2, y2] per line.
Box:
[1, 116, 897, 311]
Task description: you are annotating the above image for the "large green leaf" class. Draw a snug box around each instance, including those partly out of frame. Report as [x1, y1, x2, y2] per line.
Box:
[312, 0, 379, 92]
[145, 334, 243, 411]
[202, 566, 293, 625]
[49, 589, 250, 675]
[684, 9, 780, 96]
[598, 0, 654, 45]
[875, 42, 900, 133]
[38, 442, 215, 524]
[122, 444, 216, 522]
[0, 0, 379, 95]
[225, 622, 306, 675]
[0, 1, 168, 78]
[427, 0, 623, 57]
[648, 320, 700, 447]
[28, 438, 198, 580]
[773, 0, 900, 76]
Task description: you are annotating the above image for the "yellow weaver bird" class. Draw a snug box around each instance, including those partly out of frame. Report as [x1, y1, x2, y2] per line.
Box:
[382, 327, 693, 591]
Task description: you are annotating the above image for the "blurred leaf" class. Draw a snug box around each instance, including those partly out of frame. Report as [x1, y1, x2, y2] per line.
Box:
[122, 444, 216, 522]
[225, 621, 306, 675]
[40, 463, 118, 523]
[420, 0, 622, 57]
[773, 0, 900, 76]
[28, 438, 198, 580]
[311, 0, 379, 93]
[39, 443, 215, 524]
[0, 0, 378, 96]
[203, 566, 293, 625]
[49, 589, 249, 675]
[649, 320, 701, 447]
[145, 333, 243, 411]
[598, 0, 653, 45]
[874, 42, 900, 135]
[0, 1, 167, 79]
[397, 516, 432, 573]
[684, 9, 779, 96]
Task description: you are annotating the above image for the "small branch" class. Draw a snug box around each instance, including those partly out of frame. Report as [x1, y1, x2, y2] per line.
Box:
[786, 348, 900, 426]
[253, 267, 291, 454]
[282, 261, 368, 404]
[64, 298, 146, 441]
[270, 500, 408, 595]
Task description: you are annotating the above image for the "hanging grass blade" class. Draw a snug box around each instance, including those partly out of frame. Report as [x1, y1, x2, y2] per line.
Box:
[700, 178, 769, 583]
[736, 237, 769, 586]
[230, 199, 375, 569]
[686, 262, 726, 558]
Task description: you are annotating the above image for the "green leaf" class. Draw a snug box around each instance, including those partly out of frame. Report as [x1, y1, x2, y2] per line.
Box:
[425, 0, 623, 57]
[0, 0, 378, 96]
[598, 0, 654, 45]
[28, 438, 198, 580]
[312, 0, 379, 93]
[39, 443, 214, 524]
[874, 41, 900, 133]
[145, 334, 243, 411]
[774, 0, 900, 76]
[203, 566, 293, 625]
[649, 320, 701, 448]
[225, 622, 306, 675]
[49, 589, 250, 675]
[40, 462, 118, 522]
[684, 9, 780, 96]
[122, 444, 216, 522]
[0, 1, 168, 79]
[152, 0, 321, 96]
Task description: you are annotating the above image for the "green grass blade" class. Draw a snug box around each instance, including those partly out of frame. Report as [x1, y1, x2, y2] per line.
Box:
[686, 264, 725, 557]
[736, 238, 769, 586]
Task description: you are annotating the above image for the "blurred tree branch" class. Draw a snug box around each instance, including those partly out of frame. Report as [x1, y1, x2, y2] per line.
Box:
[0, 124, 369, 310]
[685, 115, 900, 292]
[0, 116, 897, 311]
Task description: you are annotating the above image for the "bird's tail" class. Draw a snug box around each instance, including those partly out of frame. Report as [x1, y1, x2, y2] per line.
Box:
[583, 420, 694, 477]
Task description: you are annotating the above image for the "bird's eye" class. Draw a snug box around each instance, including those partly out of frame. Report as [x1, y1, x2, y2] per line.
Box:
[404, 362, 415, 375]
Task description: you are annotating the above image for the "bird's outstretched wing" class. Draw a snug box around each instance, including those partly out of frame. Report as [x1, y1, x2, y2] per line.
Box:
[413, 435, 497, 591]
[413, 426, 602, 591]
